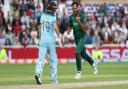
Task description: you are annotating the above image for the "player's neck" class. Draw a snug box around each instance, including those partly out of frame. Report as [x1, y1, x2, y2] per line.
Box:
[47, 10, 54, 15]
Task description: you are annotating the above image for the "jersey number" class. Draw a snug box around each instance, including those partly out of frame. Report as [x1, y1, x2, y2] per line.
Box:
[41, 21, 50, 32]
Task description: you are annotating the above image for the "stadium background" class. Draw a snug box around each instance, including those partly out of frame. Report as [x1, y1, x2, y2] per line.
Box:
[0, 0, 128, 63]
[0, 0, 128, 89]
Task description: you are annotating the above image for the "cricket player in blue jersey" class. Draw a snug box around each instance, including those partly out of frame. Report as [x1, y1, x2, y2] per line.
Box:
[35, 1, 61, 85]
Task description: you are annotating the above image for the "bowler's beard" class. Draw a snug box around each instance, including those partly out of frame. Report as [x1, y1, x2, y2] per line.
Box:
[73, 11, 78, 16]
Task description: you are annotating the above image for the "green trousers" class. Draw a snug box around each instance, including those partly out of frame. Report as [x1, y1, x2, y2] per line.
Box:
[75, 36, 94, 71]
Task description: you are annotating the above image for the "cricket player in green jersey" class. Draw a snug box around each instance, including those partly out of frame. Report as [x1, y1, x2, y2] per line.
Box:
[69, 2, 98, 80]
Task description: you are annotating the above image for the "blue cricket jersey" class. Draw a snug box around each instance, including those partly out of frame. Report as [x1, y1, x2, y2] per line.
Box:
[40, 12, 56, 42]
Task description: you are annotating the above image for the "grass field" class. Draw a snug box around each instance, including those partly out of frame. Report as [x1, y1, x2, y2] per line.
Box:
[0, 62, 128, 89]
[72, 85, 128, 89]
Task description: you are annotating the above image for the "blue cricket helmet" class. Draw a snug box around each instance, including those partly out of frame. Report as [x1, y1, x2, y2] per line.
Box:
[48, 1, 57, 9]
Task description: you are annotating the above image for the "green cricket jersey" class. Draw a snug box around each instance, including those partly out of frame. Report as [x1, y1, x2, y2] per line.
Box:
[69, 12, 86, 41]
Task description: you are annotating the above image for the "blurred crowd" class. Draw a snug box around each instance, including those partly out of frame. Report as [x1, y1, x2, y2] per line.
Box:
[0, 0, 128, 47]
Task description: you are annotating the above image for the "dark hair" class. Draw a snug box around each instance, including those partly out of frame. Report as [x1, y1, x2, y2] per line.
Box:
[47, 6, 55, 11]
[71, 2, 79, 6]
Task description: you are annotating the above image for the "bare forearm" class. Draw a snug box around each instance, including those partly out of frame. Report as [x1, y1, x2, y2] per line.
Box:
[55, 30, 60, 37]
[54, 23, 60, 37]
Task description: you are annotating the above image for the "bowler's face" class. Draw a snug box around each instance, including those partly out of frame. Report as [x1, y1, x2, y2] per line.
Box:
[72, 4, 78, 15]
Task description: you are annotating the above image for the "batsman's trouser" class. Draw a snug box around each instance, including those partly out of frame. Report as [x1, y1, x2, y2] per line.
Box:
[75, 36, 94, 71]
[35, 40, 58, 82]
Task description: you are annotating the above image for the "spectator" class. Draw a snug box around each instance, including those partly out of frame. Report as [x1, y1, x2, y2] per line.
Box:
[13, 36, 21, 46]
[27, 8, 34, 17]
[30, 27, 38, 45]
[5, 11, 12, 23]
[102, 24, 111, 44]
[0, 31, 5, 45]
[0, 44, 7, 61]
[5, 38, 12, 46]
[89, 15, 97, 31]
[93, 30, 101, 45]
[22, 32, 30, 47]
[0, 0, 128, 47]
[5, 30, 14, 44]
[63, 27, 74, 46]
[34, 7, 41, 22]
[86, 29, 93, 44]
[35, 0, 43, 13]
[12, 20, 21, 36]
[19, 0, 28, 16]
[12, 6, 19, 18]
[27, 0, 35, 11]
[12, 0, 19, 9]
[20, 11, 29, 25]
[42, 0, 49, 12]
[57, 0, 66, 19]
[19, 24, 26, 44]
[0, 11, 6, 31]
[0, 0, 3, 8]
[59, 10, 68, 34]
[22, 37, 30, 47]
[5, 21, 12, 34]
[111, 30, 119, 43]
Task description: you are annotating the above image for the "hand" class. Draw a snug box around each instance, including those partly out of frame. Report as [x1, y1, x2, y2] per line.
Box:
[59, 37, 63, 48]
[56, 36, 63, 48]
[76, 16, 81, 23]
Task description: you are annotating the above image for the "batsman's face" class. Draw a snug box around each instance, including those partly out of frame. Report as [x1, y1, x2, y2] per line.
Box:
[72, 4, 78, 15]
[52, 8, 57, 14]
[53, 8, 56, 12]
